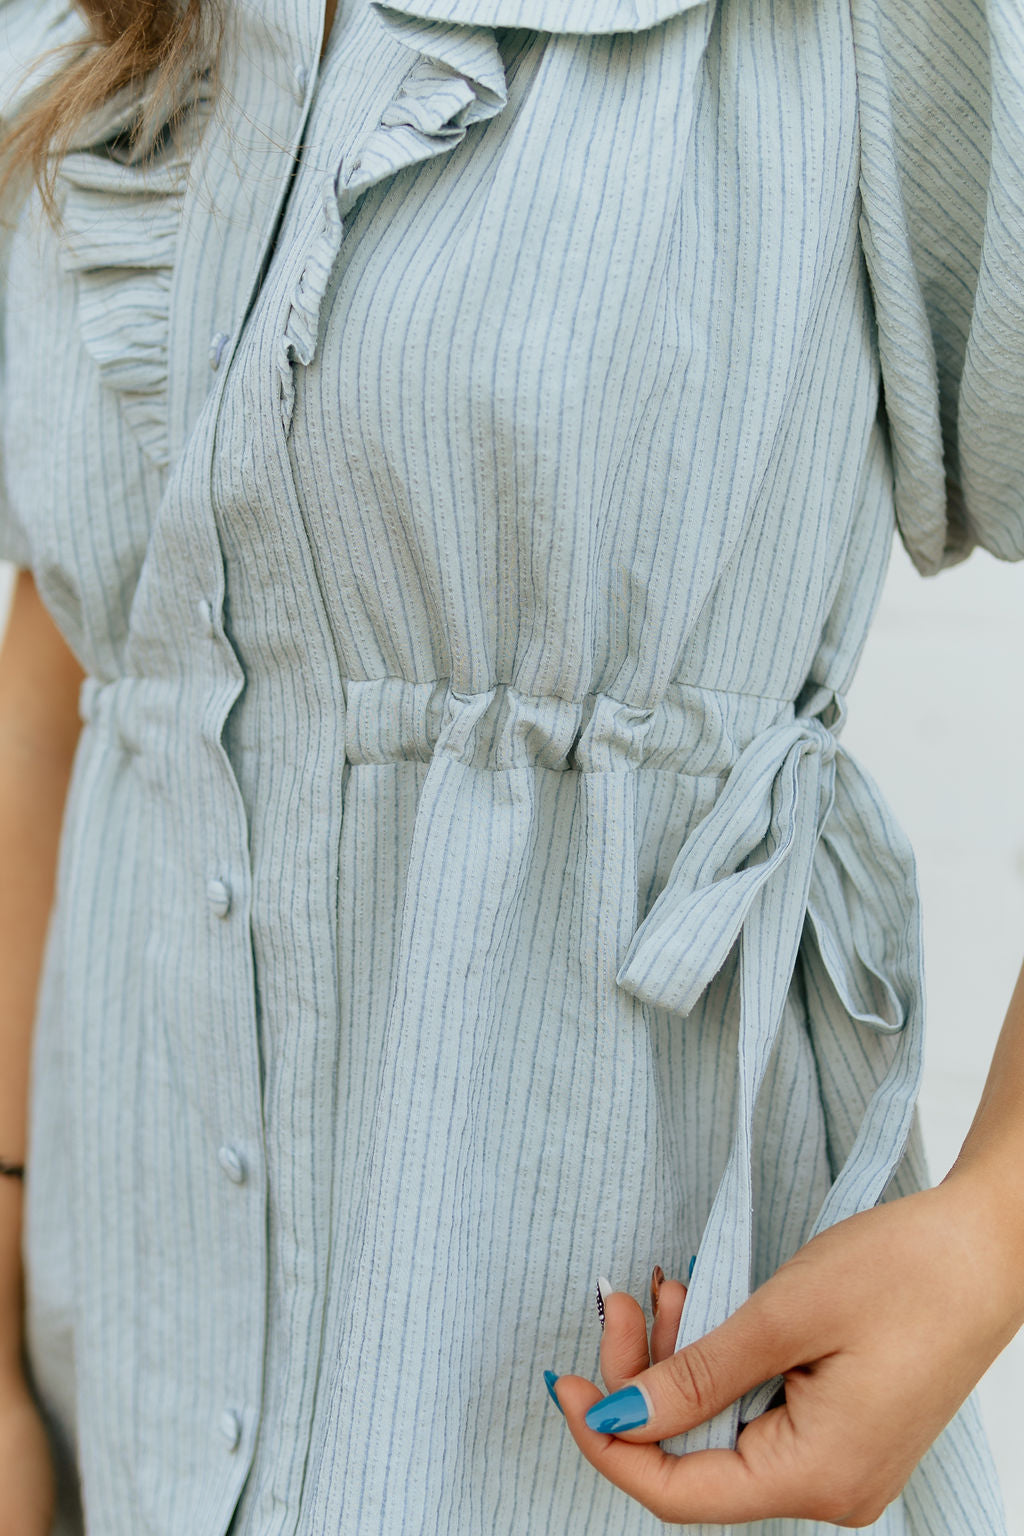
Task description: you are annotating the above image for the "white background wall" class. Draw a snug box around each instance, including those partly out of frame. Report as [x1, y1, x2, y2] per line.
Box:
[1, 547, 1023, 1527]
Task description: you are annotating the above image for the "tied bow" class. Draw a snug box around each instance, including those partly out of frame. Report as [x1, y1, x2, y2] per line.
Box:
[616, 688, 925, 1450]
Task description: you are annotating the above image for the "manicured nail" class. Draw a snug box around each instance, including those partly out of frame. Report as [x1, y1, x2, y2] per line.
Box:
[543, 1370, 564, 1415]
[688, 1253, 696, 1280]
[596, 1274, 612, 1331]
[650, 1264, 664, 1316]
[585, 1383, 651, 1434]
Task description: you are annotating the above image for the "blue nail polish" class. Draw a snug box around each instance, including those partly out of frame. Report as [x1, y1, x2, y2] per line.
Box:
[543, 1370, 564, 1416]
[585, 1384, 649, 1434]
[687, 1254, 696, 1279]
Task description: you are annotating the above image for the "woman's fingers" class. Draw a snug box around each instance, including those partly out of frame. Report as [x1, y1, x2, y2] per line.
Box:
[589, 1284, 798, 1447]
[555, 1346, 910, 1527]
[547, 1185, 1024, 1527]
[598, 1269, 690, 1390]
[649, 1275, 686, 1363]
[597, 1287, 649, 1392]
[554, 1375, 815, 1526]
[544, 1261, 854, 1524]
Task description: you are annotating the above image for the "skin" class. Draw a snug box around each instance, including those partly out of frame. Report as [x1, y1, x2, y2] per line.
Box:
[0, 570, 83, 1534]
[551, 962, 1024, 1526]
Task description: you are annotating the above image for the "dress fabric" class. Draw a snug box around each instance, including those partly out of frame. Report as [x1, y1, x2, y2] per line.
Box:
[0, 0, 1023, 1531]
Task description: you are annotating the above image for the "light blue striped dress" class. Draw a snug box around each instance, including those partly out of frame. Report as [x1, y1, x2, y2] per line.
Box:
[1, 0, 1023, 1530]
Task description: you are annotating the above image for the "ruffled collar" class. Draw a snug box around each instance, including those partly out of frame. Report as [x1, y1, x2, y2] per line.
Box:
[372, 0, 708, 32]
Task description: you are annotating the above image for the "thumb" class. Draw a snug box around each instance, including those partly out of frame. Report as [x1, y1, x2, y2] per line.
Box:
[581, 1285, 796, 1443]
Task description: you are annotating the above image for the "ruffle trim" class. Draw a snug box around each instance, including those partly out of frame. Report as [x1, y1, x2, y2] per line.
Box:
[55, 80, 213, 470]
[276, 9, 508, 432]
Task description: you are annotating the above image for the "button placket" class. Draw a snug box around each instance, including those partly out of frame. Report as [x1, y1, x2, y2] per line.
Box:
[131, 5, 323, 1517]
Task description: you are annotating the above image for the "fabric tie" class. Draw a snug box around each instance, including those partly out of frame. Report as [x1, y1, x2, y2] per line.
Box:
[616, 687, 925, 1450]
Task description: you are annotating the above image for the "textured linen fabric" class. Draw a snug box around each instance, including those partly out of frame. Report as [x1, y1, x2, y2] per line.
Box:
[1, 0, 1023, 1531]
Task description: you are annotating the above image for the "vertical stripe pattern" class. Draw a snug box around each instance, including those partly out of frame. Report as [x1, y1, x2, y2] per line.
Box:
[0, 0, 1022, 1530]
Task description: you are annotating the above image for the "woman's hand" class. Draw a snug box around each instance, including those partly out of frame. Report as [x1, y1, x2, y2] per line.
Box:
[0, 1371, 55, 1536]
[550, 1173, 1024, 1528]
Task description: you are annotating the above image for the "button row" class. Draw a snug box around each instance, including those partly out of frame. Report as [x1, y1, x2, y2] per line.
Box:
[192, 540, 254, 1461]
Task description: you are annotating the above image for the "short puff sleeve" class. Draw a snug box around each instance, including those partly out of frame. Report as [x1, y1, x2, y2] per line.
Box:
[853, 0, 1024, 573]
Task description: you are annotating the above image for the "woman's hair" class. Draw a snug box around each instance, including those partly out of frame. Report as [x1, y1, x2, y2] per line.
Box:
[0, 0, 219, 216]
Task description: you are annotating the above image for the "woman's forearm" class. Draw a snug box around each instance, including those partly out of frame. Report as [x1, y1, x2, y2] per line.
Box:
[942, 957, 1024, 1288]
[0, 570, 83, 1378]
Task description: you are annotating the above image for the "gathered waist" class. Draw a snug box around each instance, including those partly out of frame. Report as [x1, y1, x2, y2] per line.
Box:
[340, 675, 811, 775]
[79, 671, 820, 777]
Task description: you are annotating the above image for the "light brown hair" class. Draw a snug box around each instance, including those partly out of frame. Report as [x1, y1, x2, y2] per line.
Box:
[0, 0, 220, 218]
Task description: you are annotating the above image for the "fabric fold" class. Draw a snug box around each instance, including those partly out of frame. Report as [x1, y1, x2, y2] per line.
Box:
[616, 689, 926, 1450]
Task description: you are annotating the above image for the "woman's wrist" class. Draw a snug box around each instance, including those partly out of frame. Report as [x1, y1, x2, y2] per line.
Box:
[0, 1359, 32, 1400]
[929, 960, 1024, 1328]
[0, 1178, 25, 1383]
[936, 1154, 1024, 1330]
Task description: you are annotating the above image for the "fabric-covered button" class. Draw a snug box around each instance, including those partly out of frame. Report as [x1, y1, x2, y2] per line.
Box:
[208, 331, 229, 371]
[206, 878, 232, 918]
[293, 63, 309, 100]
[217, 1144, 246, 1184]
[218, 1409, 241, 1450]
[196, 598, 215, 636]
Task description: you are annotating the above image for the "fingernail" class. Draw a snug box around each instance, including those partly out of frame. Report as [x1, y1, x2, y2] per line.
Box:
[687, 1253, 696, 1280]
[596, 1274, 612, 1331]
[585, 1384, 651, 1434]
[650, 1264, 664, 1316]
[543, 1370, 564, 1416]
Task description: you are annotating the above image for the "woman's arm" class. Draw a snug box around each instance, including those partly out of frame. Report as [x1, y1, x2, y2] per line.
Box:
[0, 568, 82, 1535]
[550, 961, 1024, 1527]
[0, 569, 83, 1376]
[944, 959, 1024, 1237]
